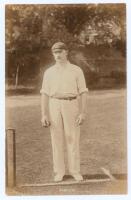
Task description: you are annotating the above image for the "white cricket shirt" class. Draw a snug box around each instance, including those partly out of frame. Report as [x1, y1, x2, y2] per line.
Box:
[40, 61, 88, 98]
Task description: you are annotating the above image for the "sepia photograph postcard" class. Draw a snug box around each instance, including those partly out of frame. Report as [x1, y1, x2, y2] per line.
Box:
[0, 0, 131, 198]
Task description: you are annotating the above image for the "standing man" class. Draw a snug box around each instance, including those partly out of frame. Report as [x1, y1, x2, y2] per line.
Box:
[40, 42, 88, 182]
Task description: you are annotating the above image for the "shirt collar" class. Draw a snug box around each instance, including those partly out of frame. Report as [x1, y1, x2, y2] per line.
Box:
[55, 61, 70, 69]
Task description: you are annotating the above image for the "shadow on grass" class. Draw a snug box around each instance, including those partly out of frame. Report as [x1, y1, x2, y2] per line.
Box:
[6, 88, 40, 96]
[6, 85, 126, 96]
[63, 173, 127, 181]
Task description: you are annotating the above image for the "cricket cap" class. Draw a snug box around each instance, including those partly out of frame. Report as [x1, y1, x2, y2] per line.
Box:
[51, 42, 68, 52]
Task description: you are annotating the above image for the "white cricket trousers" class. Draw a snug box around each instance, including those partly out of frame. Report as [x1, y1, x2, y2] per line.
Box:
[49, 98, 81, 176]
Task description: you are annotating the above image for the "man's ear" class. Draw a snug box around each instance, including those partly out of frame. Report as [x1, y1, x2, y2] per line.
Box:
[65, 50, 68, 56]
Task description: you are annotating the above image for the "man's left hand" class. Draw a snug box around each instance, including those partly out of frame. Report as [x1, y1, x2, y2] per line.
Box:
[76, 113, 86, 126]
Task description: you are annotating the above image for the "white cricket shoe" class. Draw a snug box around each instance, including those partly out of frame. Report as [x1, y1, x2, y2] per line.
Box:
[54, 174, 64, 182]
[72, 173, 83, 181]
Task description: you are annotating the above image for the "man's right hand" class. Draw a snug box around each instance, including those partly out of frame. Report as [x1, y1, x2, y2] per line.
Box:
[41, 115, 50, 127]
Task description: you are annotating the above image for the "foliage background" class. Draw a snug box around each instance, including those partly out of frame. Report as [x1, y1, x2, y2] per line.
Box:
[5, 4, 126, 92]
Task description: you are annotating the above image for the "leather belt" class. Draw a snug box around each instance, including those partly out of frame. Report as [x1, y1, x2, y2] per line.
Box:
[51, 96, 77, 101]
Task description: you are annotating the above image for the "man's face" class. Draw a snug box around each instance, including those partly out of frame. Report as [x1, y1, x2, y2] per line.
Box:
[52, 49, 68, 62]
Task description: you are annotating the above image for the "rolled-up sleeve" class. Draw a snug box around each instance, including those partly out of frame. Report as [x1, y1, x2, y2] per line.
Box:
[40, 71, 50, 96]
[77, 68, 88, 94]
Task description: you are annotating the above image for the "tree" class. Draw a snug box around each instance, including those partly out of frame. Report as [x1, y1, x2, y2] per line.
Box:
[5, 4, 126, 87]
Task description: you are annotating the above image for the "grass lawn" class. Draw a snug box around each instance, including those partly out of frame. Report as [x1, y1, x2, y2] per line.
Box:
[5, 89, 127, 194]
